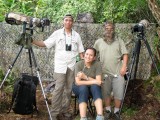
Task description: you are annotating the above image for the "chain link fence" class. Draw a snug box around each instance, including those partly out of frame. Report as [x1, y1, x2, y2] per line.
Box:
[0, 22, 156, 81]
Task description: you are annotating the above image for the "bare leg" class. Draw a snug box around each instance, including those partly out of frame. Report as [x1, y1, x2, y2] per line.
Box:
[114, 99, 121, 108]
[113, 99, 121, 120]
[95, 98, 103, 115]
[104, 97, 112, 119]
[79, 102, 87, 118]
[105, 97, 111, 108]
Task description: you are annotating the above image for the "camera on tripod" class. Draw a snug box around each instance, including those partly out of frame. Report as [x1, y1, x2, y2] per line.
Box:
[1, 13, 53, 120]
[5, 12, 50, 27]
[5, 12, 51, 47]
[132, 23, 144, 33]
[132, 19, 149, 34]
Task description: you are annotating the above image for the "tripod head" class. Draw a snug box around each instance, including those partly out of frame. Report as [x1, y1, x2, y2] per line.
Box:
[15, 22, 33, 49]
[132, 19, 149, 41]
[5, 12, 50, 49]
[136, 32, 145, 41]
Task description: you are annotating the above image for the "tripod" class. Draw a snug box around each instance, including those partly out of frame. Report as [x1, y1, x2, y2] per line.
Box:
[0, 22, 52, 120]
[120, 32, 160, 114]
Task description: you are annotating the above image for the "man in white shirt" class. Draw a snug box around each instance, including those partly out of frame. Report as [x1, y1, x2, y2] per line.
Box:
[32, 14, 84, 120]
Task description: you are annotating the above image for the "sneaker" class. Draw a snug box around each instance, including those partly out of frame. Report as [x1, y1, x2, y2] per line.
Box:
[57, 114, 63, 120]
[113, 111, 121, 120]
[96, 115, 104, 120]
[51, 116, 58, 120]
[58, 113, 72, 120]
[104, 110, 112, 120]
[63, 113, 72, 118]
[80, 117, 88, 120]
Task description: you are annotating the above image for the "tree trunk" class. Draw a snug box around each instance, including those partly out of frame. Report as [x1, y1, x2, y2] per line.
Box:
[148, 0, 160, 59]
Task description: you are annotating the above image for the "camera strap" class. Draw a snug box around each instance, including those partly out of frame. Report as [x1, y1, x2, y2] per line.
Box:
[64, 29, 72, 45]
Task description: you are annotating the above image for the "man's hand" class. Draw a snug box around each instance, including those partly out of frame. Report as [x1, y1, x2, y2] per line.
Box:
[120, 66, 127, 76]
[120, 54, 128, 76]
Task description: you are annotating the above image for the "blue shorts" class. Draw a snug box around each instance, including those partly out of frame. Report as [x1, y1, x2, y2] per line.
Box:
[72, 83, 102, 103]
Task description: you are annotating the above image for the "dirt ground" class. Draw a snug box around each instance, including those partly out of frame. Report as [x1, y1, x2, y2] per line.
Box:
[0, 78, 160, 120]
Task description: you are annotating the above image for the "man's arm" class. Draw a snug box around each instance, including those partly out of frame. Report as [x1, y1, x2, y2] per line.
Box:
[79, 52, 84, 59]
[32, 40, 46, 47]
[120, 54, 128, 76]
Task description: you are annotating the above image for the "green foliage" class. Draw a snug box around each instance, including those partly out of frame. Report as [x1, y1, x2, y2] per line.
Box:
[38, 0, 97, 23]
[0, 0, 156, 23]
[154, 80, 160, 100]
[0, 0, 37, 20]
[0, 68, 4, 80]
[0, 67, 17, 93]
[99, 0, 153, 23]
[122, 105, 138, 116]
[144, 73, 160, 101]
[153, 35, 160, 56]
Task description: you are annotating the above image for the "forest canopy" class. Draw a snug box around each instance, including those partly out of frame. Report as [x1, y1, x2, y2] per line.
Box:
[0, 0, 158, 24]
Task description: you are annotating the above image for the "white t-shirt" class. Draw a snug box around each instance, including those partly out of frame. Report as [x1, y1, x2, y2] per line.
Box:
[44, 28, 84, 73]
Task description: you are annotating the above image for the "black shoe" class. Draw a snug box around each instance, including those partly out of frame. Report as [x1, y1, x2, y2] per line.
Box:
[63, 113, 72, 118]
[104, 110, 112, 120]
[62, 113, 72, 120]
[113, 111, 121, 120]
[57, 114, 63, 120]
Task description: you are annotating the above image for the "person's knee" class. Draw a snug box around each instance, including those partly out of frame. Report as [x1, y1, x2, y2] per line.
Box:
[91, 84, 99, 89]
[78, 97, 88, 103]
[113, 89, 124, 100]
[91, 85, 102, 100]
[114, 96, 123, 101]
[78, 86, 89, 103]
[79, 86, 89, 94]
[91, 85, 101, 93]
[94, 98, 102, 103]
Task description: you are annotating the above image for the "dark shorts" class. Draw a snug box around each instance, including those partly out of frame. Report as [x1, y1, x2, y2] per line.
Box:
[72, 83, 102, 103]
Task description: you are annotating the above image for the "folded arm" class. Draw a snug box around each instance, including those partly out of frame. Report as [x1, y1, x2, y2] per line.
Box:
[75, 72, 102, 86]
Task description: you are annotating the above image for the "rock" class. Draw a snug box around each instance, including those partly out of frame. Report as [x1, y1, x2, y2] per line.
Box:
[76, 13, 94, 23]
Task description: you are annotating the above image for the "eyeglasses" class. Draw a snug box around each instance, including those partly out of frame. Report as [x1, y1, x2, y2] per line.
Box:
[105, 27, 114, 31]
[105, 24, 114, 31]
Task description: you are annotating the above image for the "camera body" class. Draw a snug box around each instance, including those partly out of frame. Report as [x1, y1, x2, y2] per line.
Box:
[66, 44, 72, 51]
[132, 19, 149, 34]
[31, 18, 50, 27]
[132, 23, 144, 33]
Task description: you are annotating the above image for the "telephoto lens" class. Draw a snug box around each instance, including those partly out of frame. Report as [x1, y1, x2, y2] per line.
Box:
[5, 12, 50, 28]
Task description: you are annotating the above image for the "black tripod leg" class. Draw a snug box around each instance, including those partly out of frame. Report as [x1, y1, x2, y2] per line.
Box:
[133, 40, 141, 79]
[28, 48, 33, 74]
[120, 35, 160, 115]
[120, 39, 141, 114]
[28, 48, 38, 115]
[0, 46, 24, 89]
[143, 37, 160, 75]
[30, 47, 52, 120]
[129, 39, 141, 108]
[119, 51, 136, 114]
